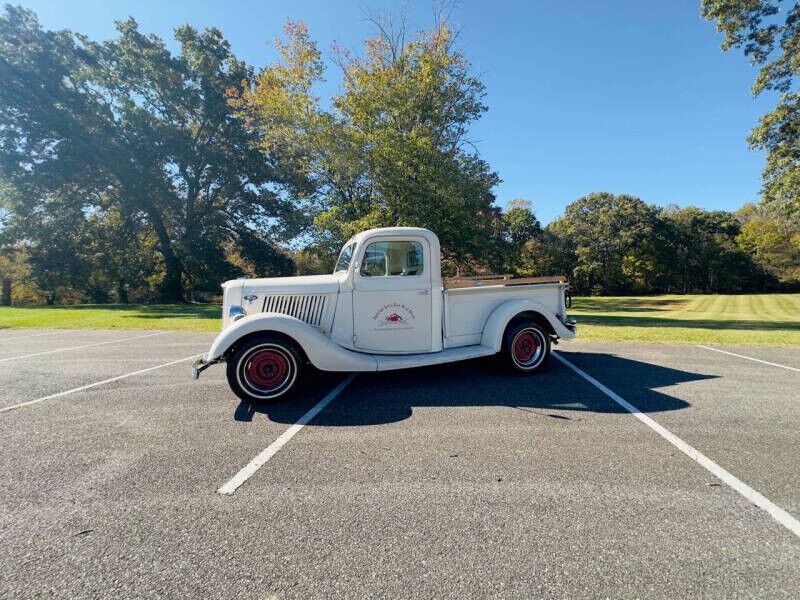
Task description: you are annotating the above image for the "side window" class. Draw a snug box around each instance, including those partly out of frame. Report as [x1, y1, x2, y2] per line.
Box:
[360, 241, 425, 277]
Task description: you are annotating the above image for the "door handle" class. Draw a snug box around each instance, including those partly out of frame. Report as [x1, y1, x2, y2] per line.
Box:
[419, 289, 430, 295]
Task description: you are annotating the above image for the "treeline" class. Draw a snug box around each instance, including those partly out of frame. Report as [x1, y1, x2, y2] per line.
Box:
[3, 188, 797, 303]
[506, 195, 799, 295]
[1, 6, 798, 304]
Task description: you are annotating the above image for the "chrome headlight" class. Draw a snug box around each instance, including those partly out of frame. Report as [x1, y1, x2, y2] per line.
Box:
[228, 305, 246, 321]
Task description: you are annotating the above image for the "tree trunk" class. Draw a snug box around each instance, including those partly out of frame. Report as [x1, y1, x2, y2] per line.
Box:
[160, 252, 184, 304]
[145, 207, 185, 303]
[1, 278, 10, 306]
[117, 278, 129, 304]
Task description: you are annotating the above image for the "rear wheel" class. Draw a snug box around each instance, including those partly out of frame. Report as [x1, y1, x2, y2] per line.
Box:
[226, 335, 302, 402]
[502, 321, 551, 374]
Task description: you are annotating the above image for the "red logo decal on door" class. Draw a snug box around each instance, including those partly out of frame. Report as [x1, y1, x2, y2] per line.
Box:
[370, 303, 415, 330]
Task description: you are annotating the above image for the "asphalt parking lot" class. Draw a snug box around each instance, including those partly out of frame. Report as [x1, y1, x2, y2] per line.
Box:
[1, 329, 799, 599]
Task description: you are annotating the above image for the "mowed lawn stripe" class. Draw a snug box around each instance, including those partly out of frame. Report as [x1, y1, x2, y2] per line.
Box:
[752, 294, 773, 321]
[773, 293, 796, 318]
[687, 295, 710, 316]
[671, 295, 695, 321]
[785, 294, 800, 313]
[739, 294, 752, 321]
[767, 295, 786, 321]
[569, 293, 800, 346]
[709, 294, 728, 319]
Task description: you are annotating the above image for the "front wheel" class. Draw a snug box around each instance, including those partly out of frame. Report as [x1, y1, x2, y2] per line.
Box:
[226, 335, 302, 402]
[502, 321, 551, 374]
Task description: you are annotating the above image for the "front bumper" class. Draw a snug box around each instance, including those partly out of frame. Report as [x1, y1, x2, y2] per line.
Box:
[191, 357, 220, 379]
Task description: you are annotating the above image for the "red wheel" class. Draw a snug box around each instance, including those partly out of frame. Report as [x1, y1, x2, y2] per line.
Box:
[227, 336, 302, 402]
[513, 331, 540, 364]
[245, 349, 290, 389]
[502, 321, 551, 373]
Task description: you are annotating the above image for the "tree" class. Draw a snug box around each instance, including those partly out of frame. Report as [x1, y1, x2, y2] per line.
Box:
[500, 199, 541, 274]
[660, 207, 764, 293]
[294, 248, 335, 275]
[702, 0, 800, 221]
[0, 6, 303, 301]
[503, 199, 541, 247]
[0, 245, 32, 305]
[82, 206, 162, 303]
[11, 192, 92, 304]
[517, 224, 576, 280]
[736, 202, 800, 284]
[230, 15, 501, 272]
[551, 193, 658, 294]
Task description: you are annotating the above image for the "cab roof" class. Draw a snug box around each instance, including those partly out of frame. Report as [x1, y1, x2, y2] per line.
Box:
[348, 227, 440, 248]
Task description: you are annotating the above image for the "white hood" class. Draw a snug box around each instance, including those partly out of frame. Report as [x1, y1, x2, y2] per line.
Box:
[234, 273, 343, 296]
[221, 273, 344, 330]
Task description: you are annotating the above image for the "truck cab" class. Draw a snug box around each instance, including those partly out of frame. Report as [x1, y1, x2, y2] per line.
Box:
[333, 228, 441, 354]
[194, 227, 576, 402]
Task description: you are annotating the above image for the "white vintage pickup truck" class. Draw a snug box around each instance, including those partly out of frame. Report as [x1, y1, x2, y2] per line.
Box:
[192, 227, 576, 402]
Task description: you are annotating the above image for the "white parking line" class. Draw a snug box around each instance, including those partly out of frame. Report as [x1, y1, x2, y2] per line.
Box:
[553, 351, 800, 539]
[697, 345, 800, 373]
[0, 330, 79, 343]
[0, 354, 202, 413]
[217, 374, 358, 495]
[0, 331, 168, 363]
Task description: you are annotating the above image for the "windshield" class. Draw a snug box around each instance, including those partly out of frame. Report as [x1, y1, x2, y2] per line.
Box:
[333, 242, 355, 273]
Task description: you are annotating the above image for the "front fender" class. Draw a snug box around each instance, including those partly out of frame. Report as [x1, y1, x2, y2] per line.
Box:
[480, 299, 576, 352]
[206, 313, 377, 372]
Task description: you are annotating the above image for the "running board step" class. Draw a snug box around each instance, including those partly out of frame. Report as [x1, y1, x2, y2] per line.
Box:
[372, 345, 496, 372]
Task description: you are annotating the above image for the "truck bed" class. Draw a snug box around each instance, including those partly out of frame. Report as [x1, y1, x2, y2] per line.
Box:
[442, 275, 569, 348]
[443, 274, 567, 289]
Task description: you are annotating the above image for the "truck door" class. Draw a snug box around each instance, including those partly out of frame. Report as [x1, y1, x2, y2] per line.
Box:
[352, 237, 433, 353]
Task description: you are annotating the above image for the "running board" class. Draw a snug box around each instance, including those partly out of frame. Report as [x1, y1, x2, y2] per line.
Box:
[371, 345, 496, 372]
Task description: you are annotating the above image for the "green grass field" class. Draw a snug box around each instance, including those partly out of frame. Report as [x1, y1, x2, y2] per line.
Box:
[1, 293, 799, 345]
[0, 304, 221, 332]
[570, 293, 800, 346]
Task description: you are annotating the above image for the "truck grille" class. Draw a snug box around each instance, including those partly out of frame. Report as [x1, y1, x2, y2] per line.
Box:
[262, 294, 327, 327]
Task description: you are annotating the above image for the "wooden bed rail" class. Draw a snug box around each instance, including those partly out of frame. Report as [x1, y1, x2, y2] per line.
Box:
[443, 275, 568, 290]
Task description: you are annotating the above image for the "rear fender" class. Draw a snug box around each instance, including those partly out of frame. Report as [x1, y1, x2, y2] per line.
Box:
[481, 299, 576, 352]
[207, 313, 377, 372]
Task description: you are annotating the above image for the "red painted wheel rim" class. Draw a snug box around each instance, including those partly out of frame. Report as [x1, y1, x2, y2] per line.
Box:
[513, 332, 539, 363]
[245, 349, 289, 389]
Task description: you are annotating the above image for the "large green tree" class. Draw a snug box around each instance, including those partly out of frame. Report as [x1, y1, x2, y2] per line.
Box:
[230, 16, 501, 271]
[702, 0, 800, 221]
[736, 202, 800, 284]
[551, 193, 658, 294]
[9, 190, 91, 304]
[659, 206, 764, 293]
[0, 6, 303, 301]
[500, 199, 541, 274]
[517, 220, 577, 281]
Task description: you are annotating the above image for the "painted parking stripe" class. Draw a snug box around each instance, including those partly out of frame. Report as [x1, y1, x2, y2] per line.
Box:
[0, 331, 168, 363]
[0, 330, 79, 343]
[697, 345, 800, 373]
[0, 354, 202, 413]
[553, 351, 800, 539]
[218, 374, 358, 495]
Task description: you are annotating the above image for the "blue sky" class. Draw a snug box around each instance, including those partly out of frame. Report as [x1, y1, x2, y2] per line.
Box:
[17, 0, 774, 224]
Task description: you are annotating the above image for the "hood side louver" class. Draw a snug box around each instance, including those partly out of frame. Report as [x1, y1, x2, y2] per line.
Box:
[262, 294, 327, 327]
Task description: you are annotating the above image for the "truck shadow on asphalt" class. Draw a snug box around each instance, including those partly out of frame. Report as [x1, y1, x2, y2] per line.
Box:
[234, 351, 713, 426]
